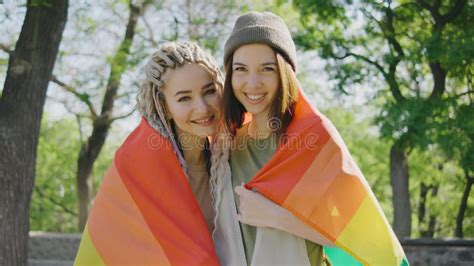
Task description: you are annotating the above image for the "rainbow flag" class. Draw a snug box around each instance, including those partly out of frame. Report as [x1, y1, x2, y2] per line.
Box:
[74, 118, 219, 265]
[245, 89, 408, 266]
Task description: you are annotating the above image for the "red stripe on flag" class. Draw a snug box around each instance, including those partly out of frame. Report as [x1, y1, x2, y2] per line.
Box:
[115, 118, 219, 266]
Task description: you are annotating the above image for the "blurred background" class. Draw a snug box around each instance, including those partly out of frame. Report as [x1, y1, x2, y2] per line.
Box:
[1, 0, 473, 264]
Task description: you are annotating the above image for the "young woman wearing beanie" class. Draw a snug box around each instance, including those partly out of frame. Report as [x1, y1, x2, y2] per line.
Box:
[75, 42, 223, 265]
[211, 11, 408, 266]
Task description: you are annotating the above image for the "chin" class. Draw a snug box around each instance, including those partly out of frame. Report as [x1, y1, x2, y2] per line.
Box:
[194, 127, 215, 137]
[245, 107, 266, 117]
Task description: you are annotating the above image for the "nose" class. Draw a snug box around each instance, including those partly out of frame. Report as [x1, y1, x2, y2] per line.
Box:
[195, 95, 211, 113]
[246, 74, 262, 89]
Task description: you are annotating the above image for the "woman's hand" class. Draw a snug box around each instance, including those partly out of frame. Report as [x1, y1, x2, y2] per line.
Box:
[234, 185, 281, 228]
[234, 185, 335, 247]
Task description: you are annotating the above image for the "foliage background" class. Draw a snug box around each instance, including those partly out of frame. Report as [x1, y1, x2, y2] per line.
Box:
[0, 0, 472, 237]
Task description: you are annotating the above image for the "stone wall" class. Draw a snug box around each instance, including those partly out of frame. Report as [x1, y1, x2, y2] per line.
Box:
[28, 232, 80, 266]
[28, 232, 474, 265]
[402, 238, 474, 266]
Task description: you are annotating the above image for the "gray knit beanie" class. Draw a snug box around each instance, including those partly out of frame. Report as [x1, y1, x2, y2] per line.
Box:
[224, 11, 297, 71]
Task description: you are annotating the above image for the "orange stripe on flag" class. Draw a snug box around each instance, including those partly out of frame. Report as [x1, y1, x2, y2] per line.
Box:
[283, 137, 367, 240]
[87, 162, 170, 265]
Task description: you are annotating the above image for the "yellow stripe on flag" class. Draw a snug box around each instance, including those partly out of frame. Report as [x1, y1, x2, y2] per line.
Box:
[336, 195, 405, 266]
[74, 225, 105, 266]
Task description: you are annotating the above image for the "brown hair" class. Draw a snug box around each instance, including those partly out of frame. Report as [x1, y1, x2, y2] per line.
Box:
[221, 49, 299, 136]
[210, 49, 299, 237]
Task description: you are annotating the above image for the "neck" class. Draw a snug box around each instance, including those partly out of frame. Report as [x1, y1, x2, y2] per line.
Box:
[248, 111, 272, 139]
[175, 127, 207, 166]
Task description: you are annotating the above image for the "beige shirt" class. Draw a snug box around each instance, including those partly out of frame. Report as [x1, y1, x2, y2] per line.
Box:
[187, 163, 215, 233]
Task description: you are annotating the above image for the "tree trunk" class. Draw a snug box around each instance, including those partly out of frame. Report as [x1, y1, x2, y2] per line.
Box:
[390, 143, 412, 237]
[455, 173, 473, 238]
[427, 184, 438, 237]
[428, 62, 446, 100]
[418, 183, 438, 237]
[418, 182, 429, 236]
[0, 1, 68, 264]
[77, 118, 110, 230]
[77, 2, 145, 231]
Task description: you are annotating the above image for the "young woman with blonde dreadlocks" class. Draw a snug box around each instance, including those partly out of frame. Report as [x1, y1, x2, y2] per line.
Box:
[75, 42, 224, 265]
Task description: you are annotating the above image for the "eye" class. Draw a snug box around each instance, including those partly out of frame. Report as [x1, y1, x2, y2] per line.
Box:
[204, 88, 217, 95]
[234, 66, 247, 72]
[262, 66, 275, 72]
[177, 96, 191, 102]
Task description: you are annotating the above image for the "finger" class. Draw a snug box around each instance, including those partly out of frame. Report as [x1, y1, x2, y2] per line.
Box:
[252, 191, 269, 201]
[237, 214, 261, 227]
[234, 185, 248, 196]
[236, 214, 250, 225]
[237, 185, 256, 197]
[236, 213, 243, 221]
[239, 189, 260, 203]
[237, 203, 243, 215]
[237, 197, 247, 212]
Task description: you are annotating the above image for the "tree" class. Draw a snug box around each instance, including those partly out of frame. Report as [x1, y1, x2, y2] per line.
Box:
[164, 0, 244, 53]
[52, 0, 150, 231]
[408, 0, 473, 237]
[292, 0, 470, 237]
[29, 115, 116, 232]
[435, 100, 474, 237]
[0, 0, 68, 264]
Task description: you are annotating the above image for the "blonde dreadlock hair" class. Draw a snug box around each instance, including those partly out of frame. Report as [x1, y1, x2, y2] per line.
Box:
[209, 126, 233, 238]
[136, 41, 224, 182]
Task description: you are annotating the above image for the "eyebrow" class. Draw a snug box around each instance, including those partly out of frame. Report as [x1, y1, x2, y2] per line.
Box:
[174, 82, 215, 97]
[174, 90, 192, 96]
[233, 62, 276, 66]
[202, 82, 215, 89]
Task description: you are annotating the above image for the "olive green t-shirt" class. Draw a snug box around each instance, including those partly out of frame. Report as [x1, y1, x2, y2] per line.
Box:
[230, 124, 326, 266]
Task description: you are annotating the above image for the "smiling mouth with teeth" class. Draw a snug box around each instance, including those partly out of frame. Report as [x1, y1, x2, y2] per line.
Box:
[245, 93, 266, 101]
[192, 115, 215, 125]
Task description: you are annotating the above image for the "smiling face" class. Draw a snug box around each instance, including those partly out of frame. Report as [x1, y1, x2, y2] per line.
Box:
[161, 63, 220, 137]
[231, 44, 280, 121]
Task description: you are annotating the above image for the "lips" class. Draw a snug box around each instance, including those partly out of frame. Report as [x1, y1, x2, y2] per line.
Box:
[191, 115, 215, 126]
[244, 92, 266, 104]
